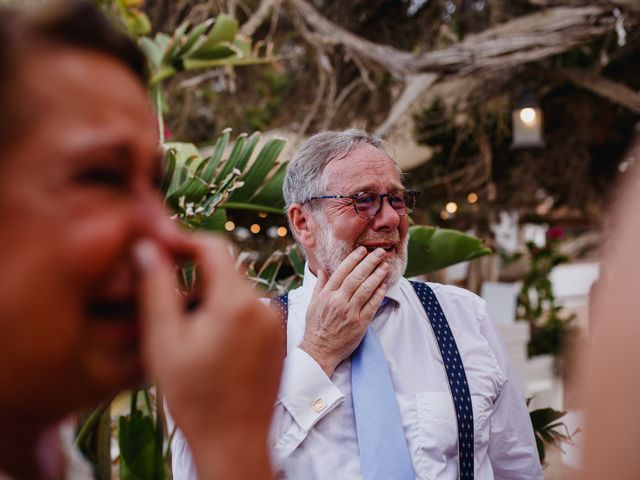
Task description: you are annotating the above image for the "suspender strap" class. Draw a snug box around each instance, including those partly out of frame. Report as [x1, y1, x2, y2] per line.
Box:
[410, 281, 474, 480]
[270, 293, 289, 355]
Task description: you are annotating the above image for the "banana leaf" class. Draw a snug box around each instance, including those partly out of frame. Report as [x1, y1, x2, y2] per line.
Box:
[118, 412, 167, 480]
[406, 225, 491, 277]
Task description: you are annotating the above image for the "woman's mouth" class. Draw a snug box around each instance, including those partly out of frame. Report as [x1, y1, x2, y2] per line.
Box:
[86, 298, 140, 345]
[87, 298, 138, 323]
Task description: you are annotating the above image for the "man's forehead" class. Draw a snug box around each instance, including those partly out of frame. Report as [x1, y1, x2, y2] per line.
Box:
[323, 146, 403, 192]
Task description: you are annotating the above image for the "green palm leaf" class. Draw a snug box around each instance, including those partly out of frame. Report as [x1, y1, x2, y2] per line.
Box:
[228, 137, 286, 202]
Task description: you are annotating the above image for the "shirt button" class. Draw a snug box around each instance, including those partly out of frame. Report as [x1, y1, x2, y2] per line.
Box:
[312, 398, 326, 412]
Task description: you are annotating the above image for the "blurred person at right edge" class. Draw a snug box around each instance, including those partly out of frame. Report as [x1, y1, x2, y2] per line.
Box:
[579, 134, 640, 480]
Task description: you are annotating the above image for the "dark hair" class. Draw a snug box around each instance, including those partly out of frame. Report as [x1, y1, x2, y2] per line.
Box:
[0, 0, 147, 148]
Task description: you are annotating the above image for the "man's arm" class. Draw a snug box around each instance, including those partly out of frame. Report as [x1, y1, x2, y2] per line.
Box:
[477, 299, 544, 480]
[270, 247, 389, 460]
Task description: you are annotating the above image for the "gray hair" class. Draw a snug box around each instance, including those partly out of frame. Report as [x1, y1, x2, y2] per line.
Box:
[283, 128, 401, 213]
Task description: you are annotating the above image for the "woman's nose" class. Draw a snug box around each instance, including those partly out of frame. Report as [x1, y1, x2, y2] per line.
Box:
[134, 192, 184, 248]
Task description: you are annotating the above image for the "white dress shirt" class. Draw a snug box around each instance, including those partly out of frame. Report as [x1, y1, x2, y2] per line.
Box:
[170, 266, 542, 480]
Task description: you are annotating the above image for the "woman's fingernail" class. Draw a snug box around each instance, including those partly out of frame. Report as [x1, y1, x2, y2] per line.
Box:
[133, 240, 158, 270]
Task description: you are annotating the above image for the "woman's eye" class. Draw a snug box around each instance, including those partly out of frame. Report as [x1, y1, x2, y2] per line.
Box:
[74, 167, 127, 189]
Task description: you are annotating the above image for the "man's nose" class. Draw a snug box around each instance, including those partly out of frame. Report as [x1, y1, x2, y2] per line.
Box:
[371, 197, 401, 231]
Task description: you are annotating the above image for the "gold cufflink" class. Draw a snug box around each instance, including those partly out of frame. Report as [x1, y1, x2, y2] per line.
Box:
[312, 398, 326, 412]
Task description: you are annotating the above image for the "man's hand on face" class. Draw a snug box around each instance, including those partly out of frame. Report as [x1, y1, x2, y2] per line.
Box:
[300, 246, 389, 376]
[134, 235, 282, 480]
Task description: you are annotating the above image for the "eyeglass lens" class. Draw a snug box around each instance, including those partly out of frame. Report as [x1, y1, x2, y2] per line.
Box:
[353, 191, 415, 218]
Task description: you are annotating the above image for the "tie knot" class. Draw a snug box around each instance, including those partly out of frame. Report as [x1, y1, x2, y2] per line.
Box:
[376, 296, 392, 316]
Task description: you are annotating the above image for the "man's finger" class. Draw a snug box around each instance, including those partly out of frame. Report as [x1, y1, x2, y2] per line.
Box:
[313, 268, 328, 296]
[324, 246, 368, 291]
[351, 262, 389, 308]
[341, 248, 386, 299]
[359, 282, 388, 321]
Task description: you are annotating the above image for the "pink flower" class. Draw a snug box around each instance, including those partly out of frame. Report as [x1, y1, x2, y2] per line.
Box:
[547, 227, 564, 240]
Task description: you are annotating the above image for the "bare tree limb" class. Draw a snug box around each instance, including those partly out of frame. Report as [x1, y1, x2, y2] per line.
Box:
[322, 77, 364, 129]
[297, 51, 331, 137]
[286, 0, 622, 79]
[375, 73, 439, 137]
[240, 0, 279, 36]
[284, 0, 634, 136]
[561, 69, 640, 113]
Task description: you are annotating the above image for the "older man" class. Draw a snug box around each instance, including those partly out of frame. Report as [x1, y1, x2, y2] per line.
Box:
[171, 129, 542, 480]
[270, 129, 542, 480]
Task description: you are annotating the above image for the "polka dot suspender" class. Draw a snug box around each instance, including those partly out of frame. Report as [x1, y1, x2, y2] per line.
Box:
[410, 281, 474, 479]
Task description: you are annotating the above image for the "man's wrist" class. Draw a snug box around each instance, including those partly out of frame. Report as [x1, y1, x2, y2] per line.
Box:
[299, 340, 338, 377]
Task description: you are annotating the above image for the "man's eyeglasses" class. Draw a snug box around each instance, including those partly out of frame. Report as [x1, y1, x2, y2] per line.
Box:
[302, 189, 420, 219]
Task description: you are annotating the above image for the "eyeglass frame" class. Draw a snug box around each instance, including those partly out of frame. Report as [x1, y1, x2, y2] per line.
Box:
[301, 189, 420, 219]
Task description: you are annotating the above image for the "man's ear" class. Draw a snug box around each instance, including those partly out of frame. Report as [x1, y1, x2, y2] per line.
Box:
[288, 204, 317, 249]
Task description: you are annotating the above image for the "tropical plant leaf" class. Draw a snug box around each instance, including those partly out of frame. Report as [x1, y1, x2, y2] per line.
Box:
[189, 14, 239, 59]
[139, 37, 163, 69]
[161, 148, 176, 195]
[236, 161, 288, 212]
[530, 407, 567, 430]
[163, 20, 189, 62]
[180, 19, 215, 57]
[529, 407, 571, 464]
[153, 33, 172, 55]
[233, 131, 261, 173]
[197, 207, 227, 232]
[287, 245, 305, 277]
[214, 133, 247, 183]
[200, 129, 231, 182]
[163, 142, 203, 197]
[405, 226, 491, 277]
[118, 411, 167, 480]
[229, 137, 286, 202]
[75, 403, 112, 480]
[257, 250, 286, 290]
[232, 36, 252, 57]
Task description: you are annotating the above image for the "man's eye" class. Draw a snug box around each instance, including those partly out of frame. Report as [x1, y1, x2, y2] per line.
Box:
[389, 194, 405, 206]
[74, 167, 127, 189]
[355, 193, 376, 205]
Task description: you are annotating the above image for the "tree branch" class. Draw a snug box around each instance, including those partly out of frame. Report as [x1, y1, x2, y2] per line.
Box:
[239, 0, 279, 36]
[561, 69, 640, 113]
[375, 73, 439, 137]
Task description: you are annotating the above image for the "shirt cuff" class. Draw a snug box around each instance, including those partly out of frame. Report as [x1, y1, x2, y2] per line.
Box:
[278, 347, 344, 431]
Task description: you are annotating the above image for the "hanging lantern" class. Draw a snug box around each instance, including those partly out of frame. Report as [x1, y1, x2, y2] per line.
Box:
[512, 91, 544, 148]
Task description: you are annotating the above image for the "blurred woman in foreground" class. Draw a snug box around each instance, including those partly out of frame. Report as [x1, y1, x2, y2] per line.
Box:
[0, 2, 281, 478]
[580, 135, 640, 480]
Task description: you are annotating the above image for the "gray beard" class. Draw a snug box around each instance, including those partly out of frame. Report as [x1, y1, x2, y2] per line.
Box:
[314, 222, 408, 287]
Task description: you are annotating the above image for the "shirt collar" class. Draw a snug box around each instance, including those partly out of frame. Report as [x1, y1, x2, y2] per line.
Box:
[301, 262, 404, 305]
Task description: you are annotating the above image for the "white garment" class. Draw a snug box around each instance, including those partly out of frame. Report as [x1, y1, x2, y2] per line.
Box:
[171, 266, 543, 480]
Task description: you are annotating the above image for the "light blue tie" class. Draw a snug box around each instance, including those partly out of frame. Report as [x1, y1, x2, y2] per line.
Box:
[351, 310, 415, 480]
